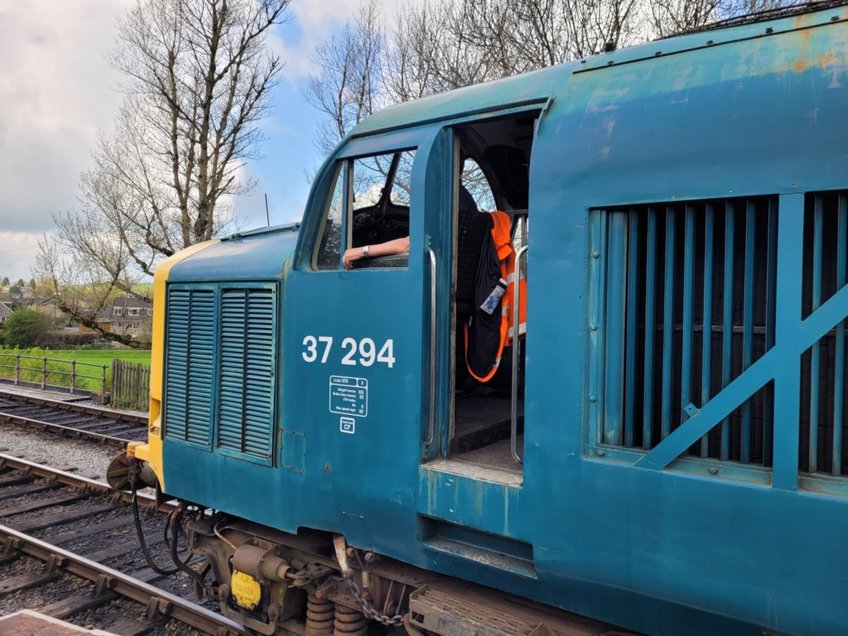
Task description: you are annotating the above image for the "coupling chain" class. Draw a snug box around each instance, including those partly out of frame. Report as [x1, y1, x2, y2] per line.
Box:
[343, 574, 405, 626]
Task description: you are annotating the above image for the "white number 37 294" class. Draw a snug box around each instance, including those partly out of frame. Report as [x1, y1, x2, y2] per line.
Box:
[301, 336, 396, 368]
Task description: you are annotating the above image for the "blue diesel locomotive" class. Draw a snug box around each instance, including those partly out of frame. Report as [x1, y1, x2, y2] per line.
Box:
[113, 3, 848, 634]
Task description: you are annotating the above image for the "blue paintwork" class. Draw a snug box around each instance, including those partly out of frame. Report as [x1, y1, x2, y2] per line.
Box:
[159, 7, 848, 636]
[836, 198, 847, 475]
[169, 225, 299, 283]
[642, 210, 658, 450]
[721, 203, 735, 459]
[624, 210, 640, 449]
[681, 206, 695, 428]
[661, 209, 676, 440]
[699, 205, 714, 458]
[742, 204, 756, 462]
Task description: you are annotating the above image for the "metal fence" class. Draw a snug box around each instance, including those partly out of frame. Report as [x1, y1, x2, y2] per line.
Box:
[0, 354, 152, 412]
[0, 353, 107, 397]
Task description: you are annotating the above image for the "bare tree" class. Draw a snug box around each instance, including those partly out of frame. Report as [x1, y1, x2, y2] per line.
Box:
[717, 0, 791, 20]
[305, 0, 383, 156]
[38, 0, 289, 346]
[648, 0, 794, 37]
[309, 0, 648, 154]
[461, 0, 642, 70]
[307, 0, 799, 160]
[648, 0, 721, 37]
[36, 237, 141, 347]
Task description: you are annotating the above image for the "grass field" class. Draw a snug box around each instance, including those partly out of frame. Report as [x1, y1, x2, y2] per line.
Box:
[39, 349, 151, 367]
[0, 347, 151, 392]
[0, 347, 151, 368]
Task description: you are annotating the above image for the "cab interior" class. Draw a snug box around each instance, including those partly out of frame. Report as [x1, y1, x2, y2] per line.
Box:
[449, 113, 537, 475]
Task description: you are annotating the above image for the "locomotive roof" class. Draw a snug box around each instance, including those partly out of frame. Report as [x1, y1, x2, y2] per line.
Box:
[349, 0, 847, 139]
[168, 223, 300, 282]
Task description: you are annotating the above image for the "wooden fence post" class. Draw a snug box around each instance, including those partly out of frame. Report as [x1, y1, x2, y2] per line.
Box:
[115, 360, 122, 407]
[112, 360, 117, 407]
[108, 359, 150, 411]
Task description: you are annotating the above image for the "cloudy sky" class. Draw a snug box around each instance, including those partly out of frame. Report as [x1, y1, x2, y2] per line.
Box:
[0, 0, 406, 282]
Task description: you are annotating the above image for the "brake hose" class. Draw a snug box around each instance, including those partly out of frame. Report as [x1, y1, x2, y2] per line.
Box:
[168, 506, 211, 592]
[130, 482, 180, 576]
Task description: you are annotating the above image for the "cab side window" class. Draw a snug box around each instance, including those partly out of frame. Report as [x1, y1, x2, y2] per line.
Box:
[312, 149, 415, 270]
[461, 158, 495, 212]
[314, 164, 345, 269]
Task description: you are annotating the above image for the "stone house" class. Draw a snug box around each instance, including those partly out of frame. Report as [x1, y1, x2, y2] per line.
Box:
[32, 298, 69, 323]
[109, 296, 153, 341]
[0, 301, 12, 325]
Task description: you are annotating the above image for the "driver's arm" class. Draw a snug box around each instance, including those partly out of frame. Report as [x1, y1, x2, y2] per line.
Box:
[343, 236, 409, 269]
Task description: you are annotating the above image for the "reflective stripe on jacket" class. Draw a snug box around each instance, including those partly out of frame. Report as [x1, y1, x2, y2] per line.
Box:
[491, 211, 526, 341]
[465, 211, 527, 383]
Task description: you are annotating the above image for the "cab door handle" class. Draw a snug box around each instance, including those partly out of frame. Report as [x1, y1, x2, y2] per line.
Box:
[424, 247, 437, 449]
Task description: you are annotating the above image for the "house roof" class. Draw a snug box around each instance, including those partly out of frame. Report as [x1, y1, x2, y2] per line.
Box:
[111, 296, 152, 308]
[0, 301, 13, 318]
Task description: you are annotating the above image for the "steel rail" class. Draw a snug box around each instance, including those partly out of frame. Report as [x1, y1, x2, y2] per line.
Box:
[0, 523, 246, 635]
[0, 453, 241, 634]
[0, 388, 147, 425]
[0, 390, 146, 447]
[0, 411, 134, 447]
[0, 452, 165, 510]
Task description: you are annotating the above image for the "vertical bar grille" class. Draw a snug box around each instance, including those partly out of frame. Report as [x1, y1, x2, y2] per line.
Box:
[164, 288, 215, 447]
[163, 283, 278, 463]
[218, 287, 277, 462]
[593, 197, 778, 466]
[800, 191, 848, 477]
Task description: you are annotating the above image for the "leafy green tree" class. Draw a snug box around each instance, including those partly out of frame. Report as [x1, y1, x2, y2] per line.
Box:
[0, 277, 8, 287]
[3, 308, 51, 348]
[28, 279, 36, 290]
[14, 279, 24, 287]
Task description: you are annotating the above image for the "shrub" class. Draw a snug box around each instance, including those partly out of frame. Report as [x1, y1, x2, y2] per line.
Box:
[4, 308, 51, 348]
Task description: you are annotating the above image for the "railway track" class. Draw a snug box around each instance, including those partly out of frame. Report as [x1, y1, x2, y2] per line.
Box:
[0, 452, 244, 635]
[0, 390, 147, 447]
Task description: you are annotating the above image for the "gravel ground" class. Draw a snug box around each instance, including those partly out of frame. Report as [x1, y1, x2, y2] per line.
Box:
[0, 388, 147, 479]
[0, 571, 93, 616]
[0, 554, 46, 580]
[0, 469, 212, 634]
[0, 426, 119, 481]
[0, 400, 217, 633]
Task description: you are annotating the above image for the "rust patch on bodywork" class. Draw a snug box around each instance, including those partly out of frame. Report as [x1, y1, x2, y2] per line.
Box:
[792, 51, 840, 74]
[793, 59, 810, 73]
[818, 52, 838, 67]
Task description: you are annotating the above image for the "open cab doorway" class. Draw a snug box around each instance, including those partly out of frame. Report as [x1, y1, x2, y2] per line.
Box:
[434, 112, 537, 482]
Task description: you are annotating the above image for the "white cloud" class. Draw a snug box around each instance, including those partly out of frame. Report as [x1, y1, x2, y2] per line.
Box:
[0, 231, 44, 283]
[0, 0, 131, 234]
[0, 0, 437, 280]
[271, 0, 361, 79]
[276, 0, 434, 80]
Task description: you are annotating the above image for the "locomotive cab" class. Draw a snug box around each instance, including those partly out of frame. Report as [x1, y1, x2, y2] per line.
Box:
[308, 111, 538, 475]
[114, 4, 848, 635]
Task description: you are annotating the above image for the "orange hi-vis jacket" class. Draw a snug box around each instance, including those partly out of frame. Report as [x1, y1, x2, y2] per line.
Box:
[465, 211, 527, 383]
